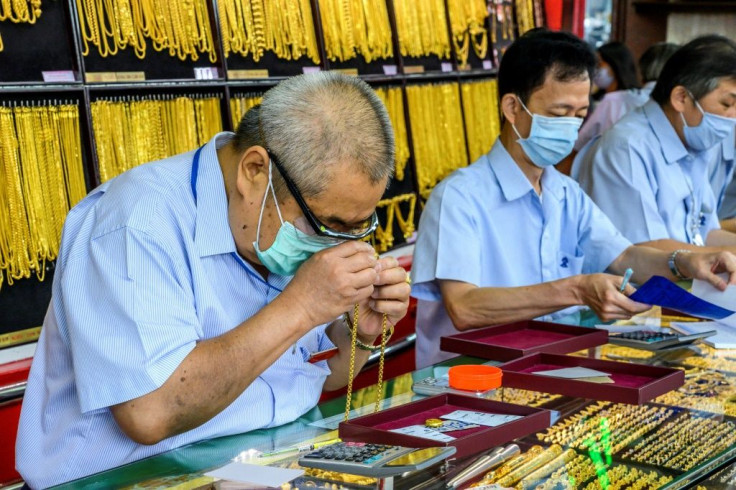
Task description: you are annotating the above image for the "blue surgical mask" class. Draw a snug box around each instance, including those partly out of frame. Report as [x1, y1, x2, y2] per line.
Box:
[512, 97, 583, 168]
[593, 66, 614, 91]
[681, 93, 736, 151]
[253, 162, 341, 276]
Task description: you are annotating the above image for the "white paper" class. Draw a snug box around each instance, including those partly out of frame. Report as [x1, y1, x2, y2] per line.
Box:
[205, 462, 303, 487]
[533, 367, 609, 379]
[692, 273, 736, 312]
[390, 425, 456, 442]
[441, 410, 521, 427]
[672, 321, 736, 349]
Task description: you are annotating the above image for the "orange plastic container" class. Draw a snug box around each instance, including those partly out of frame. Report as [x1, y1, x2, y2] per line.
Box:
[448, 365, 502, 391]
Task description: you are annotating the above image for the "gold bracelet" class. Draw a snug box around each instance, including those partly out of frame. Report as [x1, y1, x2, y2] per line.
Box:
[343, 312, 394, 351]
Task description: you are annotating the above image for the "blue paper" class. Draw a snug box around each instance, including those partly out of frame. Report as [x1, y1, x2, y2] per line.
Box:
[630, 276, 735, 320]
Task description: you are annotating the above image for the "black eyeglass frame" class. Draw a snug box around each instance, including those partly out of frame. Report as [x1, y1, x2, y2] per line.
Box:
[267, 150, 379, 240]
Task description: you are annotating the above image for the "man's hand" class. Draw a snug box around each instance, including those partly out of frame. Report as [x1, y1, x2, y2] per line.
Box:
[576, 273, 651, 322]
[678, 251, 736, 290]
[282, 241, 381, 329]
[354, 256, 411, 340]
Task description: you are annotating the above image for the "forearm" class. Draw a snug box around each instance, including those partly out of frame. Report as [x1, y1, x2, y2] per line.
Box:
[720, 219, 736, 234]
[443, 278, 584, 330]
[636, 237, 735, 255]
[706, 229, 736, 248]
[609, 245, 675, 283]
[323, 316, 375, 392]
[111, 296, 313, 444]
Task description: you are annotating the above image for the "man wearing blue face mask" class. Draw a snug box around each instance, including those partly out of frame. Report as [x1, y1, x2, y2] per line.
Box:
[411, 30, 736, 369]
[16, 72, 411, 488]
[574, 35, 736, 254]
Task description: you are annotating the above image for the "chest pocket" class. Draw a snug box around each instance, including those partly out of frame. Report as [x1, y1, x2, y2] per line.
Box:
[556, 250, 584, 278]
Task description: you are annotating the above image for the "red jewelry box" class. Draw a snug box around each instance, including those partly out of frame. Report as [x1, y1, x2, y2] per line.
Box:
[440, 320, 609, 362]
[499, 353, 685, 404]
[338, 394, 552, 460]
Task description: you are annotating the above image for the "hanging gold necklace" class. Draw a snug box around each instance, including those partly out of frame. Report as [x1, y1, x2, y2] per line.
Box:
[343, 305, 391, 421]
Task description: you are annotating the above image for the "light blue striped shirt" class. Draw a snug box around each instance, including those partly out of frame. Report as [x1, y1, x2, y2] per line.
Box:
[16, 133, 335, 488]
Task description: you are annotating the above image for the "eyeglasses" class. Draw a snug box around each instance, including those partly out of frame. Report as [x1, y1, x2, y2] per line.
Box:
[267, 150, 379, 240]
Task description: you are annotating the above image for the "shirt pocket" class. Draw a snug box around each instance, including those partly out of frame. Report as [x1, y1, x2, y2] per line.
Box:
[556, 250, 584, 278]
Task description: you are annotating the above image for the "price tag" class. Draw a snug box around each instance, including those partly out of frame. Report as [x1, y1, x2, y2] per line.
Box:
[382, 65, 398, 75]
[42, 70, 76, 83]
[390, 425, 455, 442]
[482, 60, 493, 70]
[441, 62, 453, 73]
[404, 65, 425, 74]
[228, 69, 267, 79]
[302, 66, 321, 74]
[441, 410, 521, 427]
[194, 67, 219, 80]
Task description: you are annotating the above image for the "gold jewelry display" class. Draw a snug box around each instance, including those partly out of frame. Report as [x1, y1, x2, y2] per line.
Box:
[319, 0, 392, 63]
[343, 304, 390, 421]
[371, 193, 416, 253]
[230, 93, 263, 128]
[0, 0, 42, 52]
[406, 82, 468, 198]
[76, 0, 217, 61]
[91, 94, 222, 182]
[392, 0, 451, 59]
[446, 0, 488, 66]
[374, 86, 409, 181]
[461, 78, 501, 162]
[515, 0, 535, 35]
[0, 101, 86, 289]
[218, 0, 320, 63]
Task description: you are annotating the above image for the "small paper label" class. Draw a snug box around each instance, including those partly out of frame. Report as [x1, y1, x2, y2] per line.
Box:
[534, 367, 609, 379]
[441, 410, 521, 427]
[194, 67, 219, 80]
[458, 64, 471, 71]
[302, 66, 321, 74]
[404, 65, 425, 74]
[228, 69, 269, 79]
[382, 64, 398, 75]
[86, 71, 145, 83]
[441, 62, 453, 72]
[390, 425, 455, 442]
[334, 68, 358, 76]
[42, 70, 76, 83]
[483, 60, 493, 70]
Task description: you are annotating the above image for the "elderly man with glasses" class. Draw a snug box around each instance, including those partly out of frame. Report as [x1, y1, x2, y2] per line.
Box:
[16, 72, 410, 488]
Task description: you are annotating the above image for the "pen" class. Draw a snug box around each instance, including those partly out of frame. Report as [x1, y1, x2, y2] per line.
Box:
[259, 438, 341, 458]
[447, 444, 520, 488]
[619, 268, 633, 293]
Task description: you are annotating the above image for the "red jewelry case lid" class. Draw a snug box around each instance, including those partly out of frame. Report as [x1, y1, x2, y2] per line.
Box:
[338, 393, 552, 460]
[499, 352, 685, 405]
[440, 320, 609, 362]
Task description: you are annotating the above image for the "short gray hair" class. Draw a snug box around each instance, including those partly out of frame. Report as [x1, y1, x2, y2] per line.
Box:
[233, 72, 395, 198]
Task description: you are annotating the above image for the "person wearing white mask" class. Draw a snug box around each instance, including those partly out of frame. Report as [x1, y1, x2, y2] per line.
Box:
[16, 72, 411, 488]
[574, 35, 736, 254]
[410, 30, 736, 369]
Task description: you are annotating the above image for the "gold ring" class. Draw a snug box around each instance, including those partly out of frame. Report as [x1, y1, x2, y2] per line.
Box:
[405, 275, 412, 285]
[425, 418, 443, 428]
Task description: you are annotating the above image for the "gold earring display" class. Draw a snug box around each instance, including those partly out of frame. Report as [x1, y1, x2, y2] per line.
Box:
[319, 0, 392, 63]
[406, 82, 468, 199]
[461, 79, 501, 163]
[92, 94, 222, 183]
[218, 0, 320, 63]
[0, 102, 86, 289]
[447, 0, 488, 66]
[76, 0, 217, 62]
[393, 0, 451, 59]
[0, 0, 42, 52]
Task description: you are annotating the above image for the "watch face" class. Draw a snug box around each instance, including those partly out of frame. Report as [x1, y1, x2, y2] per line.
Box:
[384, 447, 447, 466]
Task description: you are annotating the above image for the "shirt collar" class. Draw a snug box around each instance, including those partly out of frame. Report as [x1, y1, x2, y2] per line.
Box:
[642, 99, 689, 165]
[488, 140, 566, 202]
[193, 132, 238, 258]
[723, 129, 735, 161]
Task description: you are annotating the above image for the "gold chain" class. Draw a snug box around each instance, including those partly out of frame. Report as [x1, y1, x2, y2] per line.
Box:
[447, 0, 489, 66]
[393, 0, 450, 59]
[461, 78, 501, 162]
[0, 0, 42, 51]
[0, 102, 85, 289]
[319, 0, 392, 63]
[373, 86, 409, 181]
[515, 0, 535, 35]
[230, 93, 263, 128]
[343, 303, 389, 422]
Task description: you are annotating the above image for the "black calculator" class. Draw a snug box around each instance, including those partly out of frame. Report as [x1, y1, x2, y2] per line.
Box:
[298, 442, 456, 477]
[609, 329, 715, 350]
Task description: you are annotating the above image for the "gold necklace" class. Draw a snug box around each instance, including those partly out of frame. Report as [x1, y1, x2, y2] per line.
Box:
[461, 78, 501, 162]
[343, 304, 390, 421]
[0, 0, 42, 52]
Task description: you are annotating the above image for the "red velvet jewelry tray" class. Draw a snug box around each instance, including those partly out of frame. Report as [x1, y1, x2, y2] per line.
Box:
[499, 353, 685, 405]
[440, 321, 609, 362]
[338, 394, 552, 460]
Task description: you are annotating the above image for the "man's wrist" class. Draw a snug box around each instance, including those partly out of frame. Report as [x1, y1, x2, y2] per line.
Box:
[343, 312, 380, 351]
[669, 249, 691, 280]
